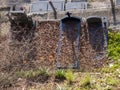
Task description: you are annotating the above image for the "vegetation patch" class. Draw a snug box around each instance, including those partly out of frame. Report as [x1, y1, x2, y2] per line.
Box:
[16, 68, 50, 83]
[106, 76, 119, 86]
[108, 31, 120, 61]
[80, 73, 93, 89]
[65, 70, 74, 85]
[55, 69, 66, 82]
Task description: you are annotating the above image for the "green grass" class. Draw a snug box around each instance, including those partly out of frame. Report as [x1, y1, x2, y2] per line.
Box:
[108, 31, 120, 61]
[106, 76, 119, 86]
[65, 70, 74, 84]
[55, 69, 66, 81]
[100, 63, 120, 73]
[16, 68, 50, 80]
[80, 73, 92, 89]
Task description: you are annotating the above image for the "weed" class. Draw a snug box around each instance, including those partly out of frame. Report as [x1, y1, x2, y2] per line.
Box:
[106, 76, 119, 86]
[55, 69, 66, 81]
[80, 73, 92, 89]
[101, 66, 111, 73]
[65, 70, 74, 84]
[16, 68, 50, 82]
[95, 84, 103, 90]
[101, 63, 120, 73]
[37, 67, 49, 76]
[24, 70, 34, 78]
[108, 32, 120, 61]
[16, 70, 25, 78]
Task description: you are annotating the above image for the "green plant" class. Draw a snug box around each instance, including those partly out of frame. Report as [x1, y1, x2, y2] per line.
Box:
[100, 63, 120, 73]
[110, 63, 120, 74]
[95, 84, 103, 90]
[16, 70, 25, 78]
[108, 32, 120, 61]
[106, 76, 119, 86]
[55, 69, 66, 81]
[37, 67, 49, 76]
[24, 70, 35, 78]
[80, 73, 92, 89]
[16, 68, 50, 81]
[101, 66, 111, 73]
[37, 68, 50, 82]
[65, 70, 74, 84]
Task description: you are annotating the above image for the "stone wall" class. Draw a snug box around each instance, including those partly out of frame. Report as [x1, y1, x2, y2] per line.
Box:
[7, 14, 108, 70]
[33, 20, 107, 70]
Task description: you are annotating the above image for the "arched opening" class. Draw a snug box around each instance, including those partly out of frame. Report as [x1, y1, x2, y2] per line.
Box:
[87, 16, 104, 52]
[57, 16, 81, 69]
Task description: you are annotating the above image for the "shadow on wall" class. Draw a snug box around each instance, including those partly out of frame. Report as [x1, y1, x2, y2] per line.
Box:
[61, 17, 81, 42]
[57, 16, 81, 68]
[87, 17, 104, 52]
[87, 16, 108, 52]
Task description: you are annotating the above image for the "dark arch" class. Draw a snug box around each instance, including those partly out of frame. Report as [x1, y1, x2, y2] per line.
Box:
[60, 17, 81, 42]
[87, 16, 104, 52]
[57, 16, 81, 69]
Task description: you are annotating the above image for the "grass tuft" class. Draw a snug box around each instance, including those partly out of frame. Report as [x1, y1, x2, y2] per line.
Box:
[80, 73, 92, 89]
[65, 70, 74, 84]
[55, 69, 66, 81]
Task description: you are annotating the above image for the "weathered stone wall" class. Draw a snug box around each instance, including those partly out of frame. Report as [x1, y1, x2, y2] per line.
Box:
[7, 15, 107, 70]
[34, 20, 106, 70]
[47, 7, 120, 23]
